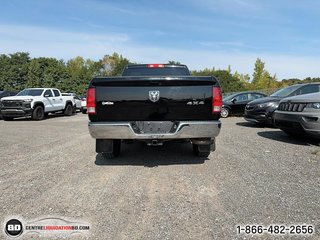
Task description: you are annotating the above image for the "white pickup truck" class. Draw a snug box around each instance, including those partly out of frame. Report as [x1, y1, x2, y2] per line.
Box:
[0, 88, 75, 121]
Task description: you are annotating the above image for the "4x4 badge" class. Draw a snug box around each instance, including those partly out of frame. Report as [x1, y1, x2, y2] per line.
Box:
[149, 91, 160, 102]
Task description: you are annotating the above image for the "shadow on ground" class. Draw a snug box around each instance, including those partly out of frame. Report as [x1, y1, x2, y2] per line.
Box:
[257, 130, 320, 146]
[236, 121, 274, 128]
[95, 141, 207, 167]
[3, 112, 79, 121]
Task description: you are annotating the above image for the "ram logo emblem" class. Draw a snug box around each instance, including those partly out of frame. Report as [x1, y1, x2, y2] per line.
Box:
[149, 91, 160, 102]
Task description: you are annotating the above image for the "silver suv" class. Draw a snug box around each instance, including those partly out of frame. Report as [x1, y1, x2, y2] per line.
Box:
[274, 92, 320, 138]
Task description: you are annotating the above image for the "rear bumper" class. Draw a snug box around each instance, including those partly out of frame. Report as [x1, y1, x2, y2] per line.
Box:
[1, 108, 32, 117]
[88, 121, 221, 139]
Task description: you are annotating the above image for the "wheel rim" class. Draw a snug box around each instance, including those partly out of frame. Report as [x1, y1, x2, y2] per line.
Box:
[67, 105, 72, 114]
[37, 108, 43, 119]
[221, 108, 228, 118]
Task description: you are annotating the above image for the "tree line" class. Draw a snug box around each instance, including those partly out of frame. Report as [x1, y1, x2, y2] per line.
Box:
[0, 52, 130, 95]
[0, 52, 319, 95]
[192, 58, 320, 93]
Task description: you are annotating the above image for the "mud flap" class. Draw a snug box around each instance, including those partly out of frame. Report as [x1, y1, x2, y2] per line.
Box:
[192, 138, 216, 152]
[96, 139, 113, 153]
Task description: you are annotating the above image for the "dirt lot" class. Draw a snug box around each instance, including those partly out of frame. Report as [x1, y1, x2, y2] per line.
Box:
[0, 114, 319, 239]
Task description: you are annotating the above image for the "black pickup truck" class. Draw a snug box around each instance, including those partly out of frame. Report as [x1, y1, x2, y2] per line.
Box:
[87, 64, 222, 158]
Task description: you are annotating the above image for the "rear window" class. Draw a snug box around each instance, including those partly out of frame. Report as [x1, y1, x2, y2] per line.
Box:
[122, 66, 190, 76]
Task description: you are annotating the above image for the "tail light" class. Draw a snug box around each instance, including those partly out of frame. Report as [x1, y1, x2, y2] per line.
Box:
[86, 88, 96, 115]
[147, 64, 164, 68]
[212, 87, 222, 114]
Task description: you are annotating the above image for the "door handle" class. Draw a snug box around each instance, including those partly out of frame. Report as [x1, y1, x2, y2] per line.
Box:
[52, 98, 56, 101]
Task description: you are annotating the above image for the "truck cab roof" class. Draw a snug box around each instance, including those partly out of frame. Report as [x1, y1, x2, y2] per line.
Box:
[122, 64, 190, 76]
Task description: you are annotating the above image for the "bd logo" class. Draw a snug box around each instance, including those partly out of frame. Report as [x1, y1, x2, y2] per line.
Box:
[5, 219, 23, 237]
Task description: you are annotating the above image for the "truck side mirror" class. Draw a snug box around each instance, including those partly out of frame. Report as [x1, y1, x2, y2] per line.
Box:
[231, 98, 236, 104]
[44, 94, 50, 97]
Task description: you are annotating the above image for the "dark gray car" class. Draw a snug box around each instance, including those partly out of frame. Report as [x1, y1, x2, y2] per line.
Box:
[0, 90, 17, 119]
[274, 92, 320, 138]
[244, 83, 320, 125]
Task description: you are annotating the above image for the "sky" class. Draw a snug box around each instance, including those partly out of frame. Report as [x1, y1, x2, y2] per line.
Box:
[0, 0, 320, 80]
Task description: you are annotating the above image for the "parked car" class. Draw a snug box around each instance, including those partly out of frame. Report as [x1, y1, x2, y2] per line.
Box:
[80, 95, 87, 114]
[221, 91, 266, 118]
[62, 92, 81, 111]
[244, 83, 320, 125]
[274, 92, 320, 139]
[87, 63, 222, 158]
[0, 88, 75, 121]
[0, 90, 17, 98]
[0, 90, 17, 119]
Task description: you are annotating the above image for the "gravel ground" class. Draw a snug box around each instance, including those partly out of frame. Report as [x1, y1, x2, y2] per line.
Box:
[0, 114, 319, 239]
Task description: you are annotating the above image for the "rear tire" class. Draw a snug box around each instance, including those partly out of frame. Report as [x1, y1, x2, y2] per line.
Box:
[81, 108, 87, 114]
[2, 116, 14, 121]
[32, 105, 44, 120]
[220, 108, 230, 118]
[64, 104, 73, 116]
[192, 144, 210, 158]
[102, 140, 121, 159]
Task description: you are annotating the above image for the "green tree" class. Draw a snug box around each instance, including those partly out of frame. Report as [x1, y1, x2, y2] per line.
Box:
[44, 59, 70, 90]
[0, 52, 30, 91]
[66, 56, 102, 95]
[100, 52, 130, 76]
[66, 56, 88, 95]
[252, 58, 265, 87]
[233, 71, 250, 83]
[214, 70, 246, 93]
[26, 59, 42, 88]
[0, 54, 11, 90]
[27, 57, 69, 90]
[192, 68, 246, 93]
[252, 58, 278, 89]
[233, 71, 252, 90]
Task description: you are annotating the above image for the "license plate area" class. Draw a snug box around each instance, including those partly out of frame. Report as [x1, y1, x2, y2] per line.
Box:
[131, 121, 178, 134]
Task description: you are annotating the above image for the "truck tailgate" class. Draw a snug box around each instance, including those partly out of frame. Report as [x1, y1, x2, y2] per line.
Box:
[89, 76, 220, 121]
